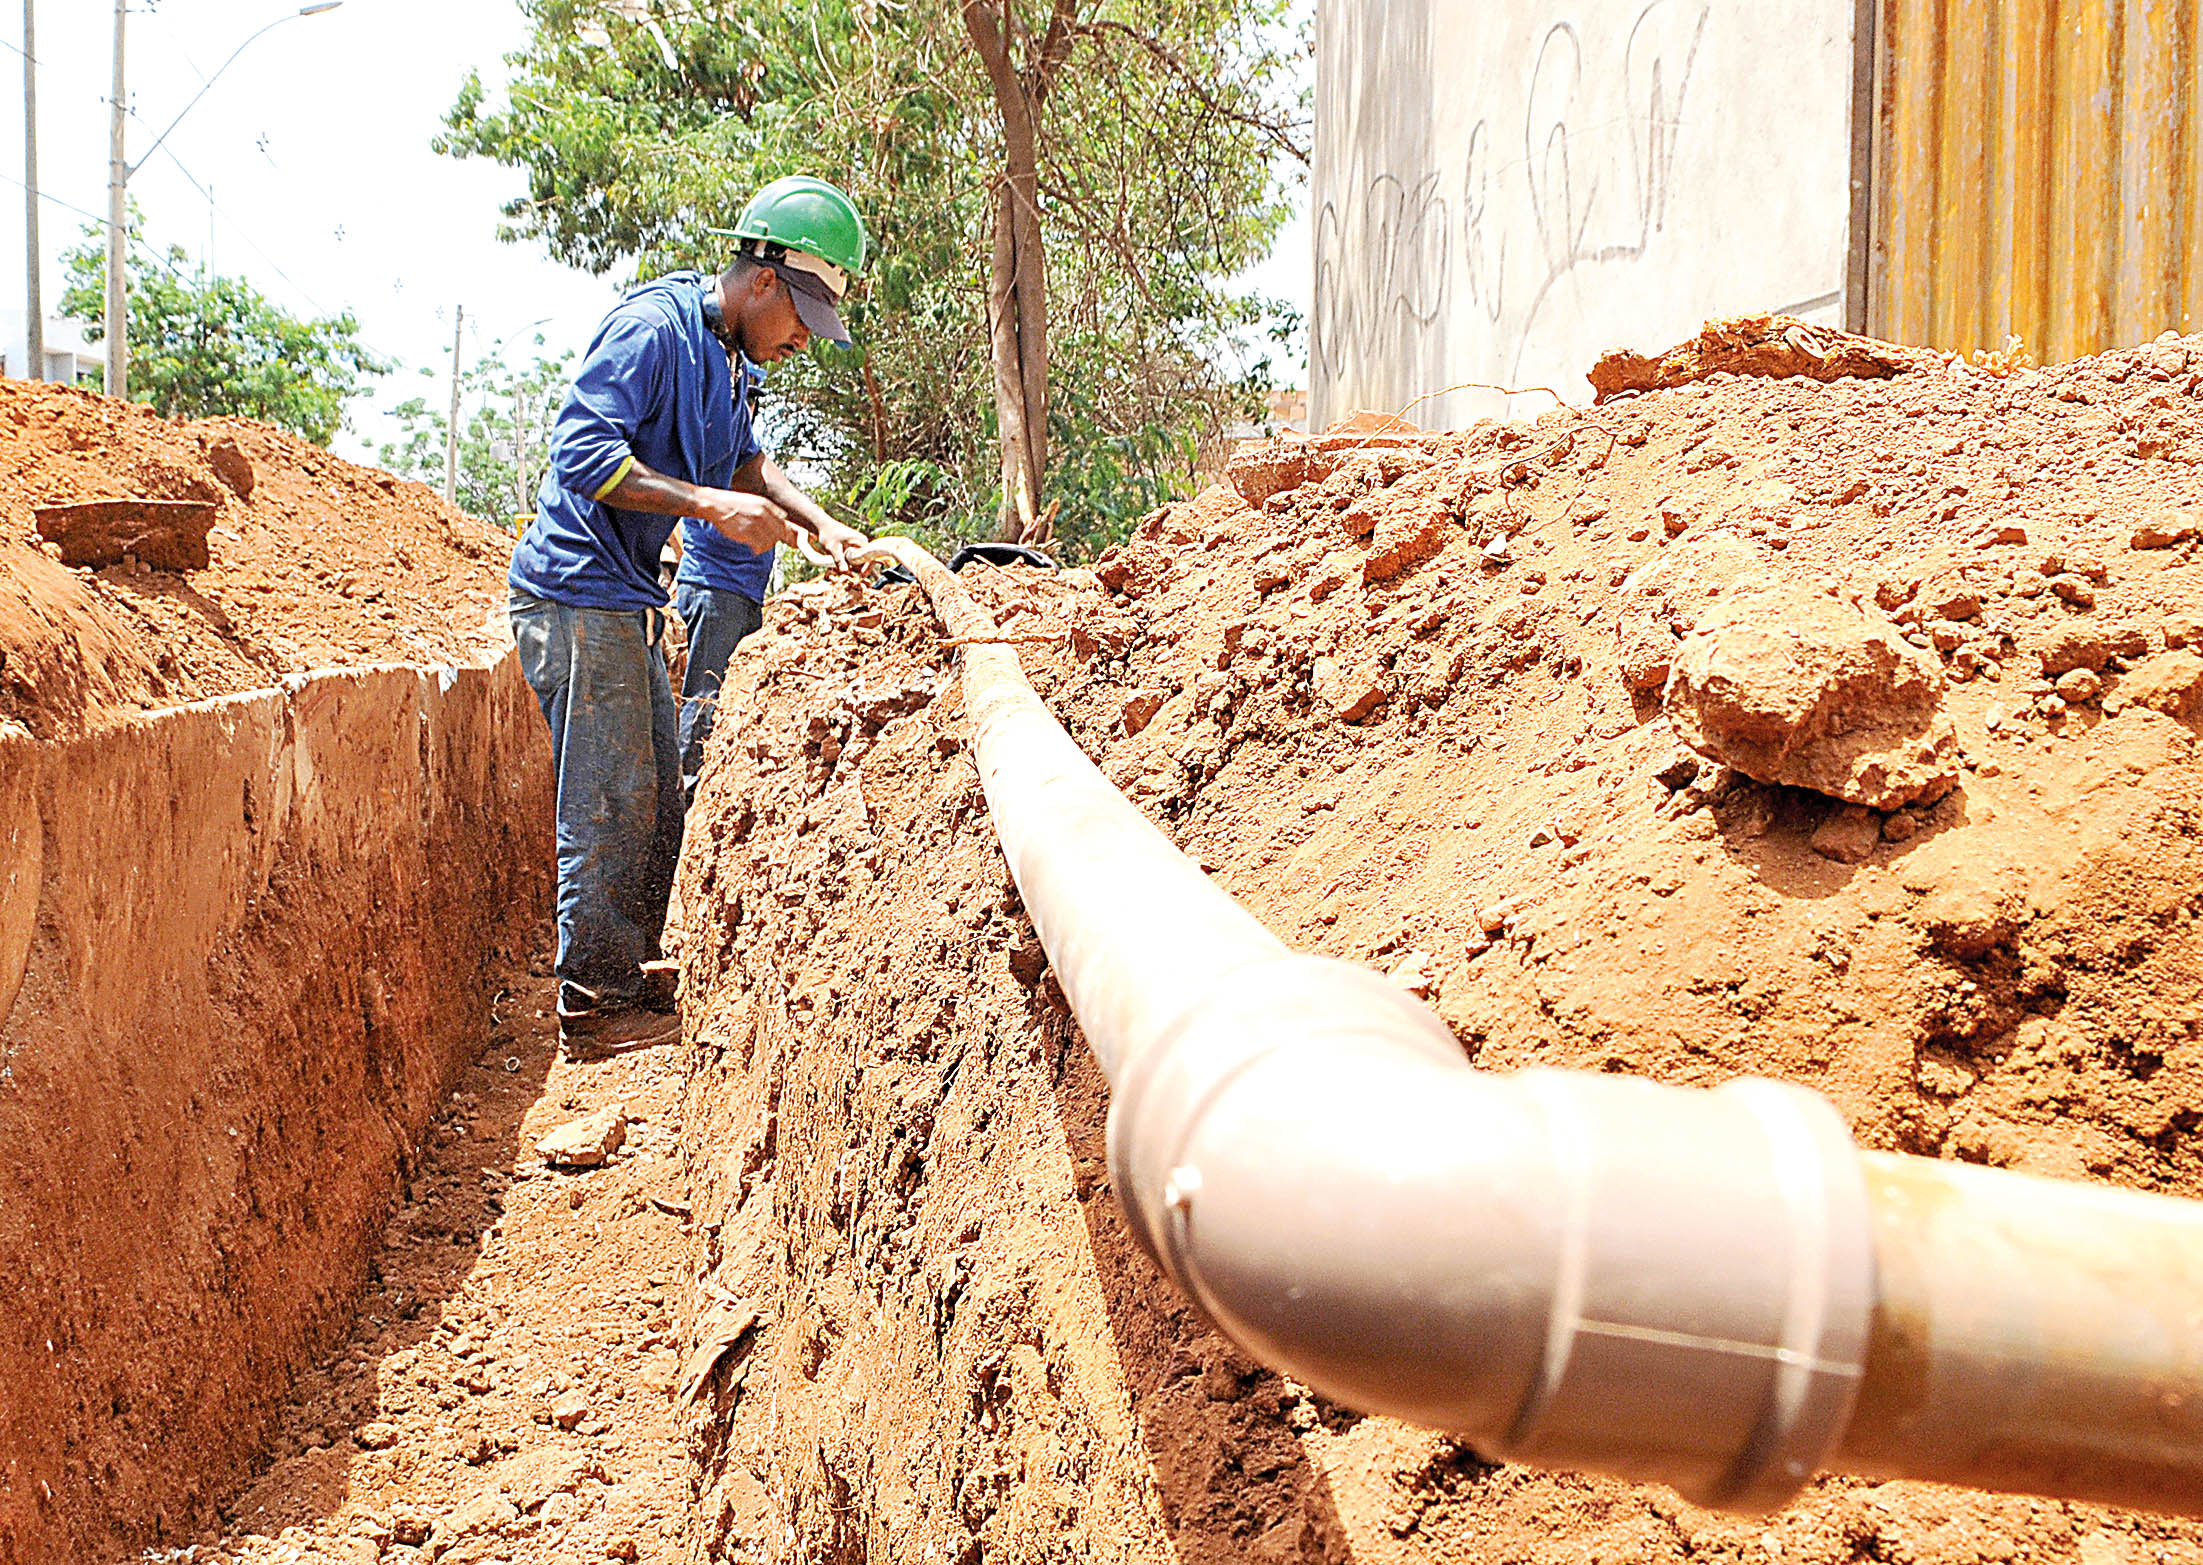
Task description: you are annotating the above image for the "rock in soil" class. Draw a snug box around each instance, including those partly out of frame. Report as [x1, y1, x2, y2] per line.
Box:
[1664, 584, 1961, 808]
[536, 1105, 628, 1168]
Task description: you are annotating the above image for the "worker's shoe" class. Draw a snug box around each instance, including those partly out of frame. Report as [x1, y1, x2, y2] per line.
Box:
[637, 960, 680, 1012]
[558, 982, 680, 1055]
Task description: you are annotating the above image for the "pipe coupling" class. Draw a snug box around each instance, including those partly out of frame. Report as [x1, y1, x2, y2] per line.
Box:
[1104, 954, 1876, 1512]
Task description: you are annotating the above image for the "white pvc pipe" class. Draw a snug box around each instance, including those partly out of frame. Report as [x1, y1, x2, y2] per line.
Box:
[1836, 1152, 2203, 1513]
[864, 537, 2203, 1516]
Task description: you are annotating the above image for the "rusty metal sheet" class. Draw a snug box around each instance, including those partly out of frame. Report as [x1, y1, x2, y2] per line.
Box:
[1867, 0, 2202, 362]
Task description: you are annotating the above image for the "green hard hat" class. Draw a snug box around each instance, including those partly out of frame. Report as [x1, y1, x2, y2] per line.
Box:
[727, 175, 870, 279]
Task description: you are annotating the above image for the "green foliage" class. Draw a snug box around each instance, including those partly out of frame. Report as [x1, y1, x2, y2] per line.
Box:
[376, 338, 576, 528]
[438, 0, 1305, 561]
[58, 217, 388, 445]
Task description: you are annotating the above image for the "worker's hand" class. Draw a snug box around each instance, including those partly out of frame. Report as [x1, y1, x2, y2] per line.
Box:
[695, 490, 796, 553]
[807, 516, 870, 573]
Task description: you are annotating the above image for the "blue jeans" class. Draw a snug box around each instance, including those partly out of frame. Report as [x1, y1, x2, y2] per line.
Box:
[509, 592, 684, 1010]
[674, 582, 764, 800]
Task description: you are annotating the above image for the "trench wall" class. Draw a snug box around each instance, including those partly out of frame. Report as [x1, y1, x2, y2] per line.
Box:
[675, 581, 1357, 1565]
[1311, 0, 1859, 430]
[0, 652, 552, 1564]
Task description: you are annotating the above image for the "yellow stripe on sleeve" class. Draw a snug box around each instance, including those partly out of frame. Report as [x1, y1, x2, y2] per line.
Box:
[590, 455, 637, 503]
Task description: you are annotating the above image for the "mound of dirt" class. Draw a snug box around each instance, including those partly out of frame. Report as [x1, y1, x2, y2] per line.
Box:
[675, 330, 2203, 1563]
[1588, 313, 1945, 401]
[0, 379, 513, 738]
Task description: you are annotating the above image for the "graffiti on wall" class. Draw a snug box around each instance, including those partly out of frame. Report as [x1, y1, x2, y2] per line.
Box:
[1315, 0, 1711, 403]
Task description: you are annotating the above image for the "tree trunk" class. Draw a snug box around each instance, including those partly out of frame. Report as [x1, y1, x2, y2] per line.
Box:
[963, 0, 1073, 547]
[984, 176, 1041, 541]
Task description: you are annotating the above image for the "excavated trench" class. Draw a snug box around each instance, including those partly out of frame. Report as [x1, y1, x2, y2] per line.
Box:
[0, 387, 555, 1563]
[14, 324, 2203, 1565]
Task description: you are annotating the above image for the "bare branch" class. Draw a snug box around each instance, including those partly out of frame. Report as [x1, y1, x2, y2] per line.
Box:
[1034, 0, 1080, 100]
[1072, 17, 1310, 166]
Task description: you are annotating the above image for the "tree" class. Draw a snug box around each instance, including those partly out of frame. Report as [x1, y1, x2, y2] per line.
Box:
[960, 1, 1060, 543]
[436, 0, 1305, 562]
[376, 338, 576, 527]
[59, 218, 388, 446]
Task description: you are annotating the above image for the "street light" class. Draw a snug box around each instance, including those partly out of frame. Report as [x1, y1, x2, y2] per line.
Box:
[104, 1, 344, 401]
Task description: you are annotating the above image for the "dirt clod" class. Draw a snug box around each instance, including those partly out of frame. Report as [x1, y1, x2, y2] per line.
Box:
[205, 434, 256, 499]
[1810, 804, 1882, 864]
[1665, 585, 1961, 808]
[1228, 440, 1327, 507]
[1615, 532, 1767, 692]
[1589, 312, 1942, 401]
[538, 1105, 629, 1168]
[33, 496, 218, 571]
[2122, 648, 2203, 717]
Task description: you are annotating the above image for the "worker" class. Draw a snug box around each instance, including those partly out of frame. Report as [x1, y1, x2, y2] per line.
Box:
[507, 174, 870, 1052]
[673, 177, 870, 802]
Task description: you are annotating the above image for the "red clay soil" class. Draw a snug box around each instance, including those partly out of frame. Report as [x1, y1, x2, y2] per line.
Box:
[674, 328, 2203, 1564]
[0, 383, 548, 1565]
[0, 378, 512, 739]
[173, 956, 700, 1565]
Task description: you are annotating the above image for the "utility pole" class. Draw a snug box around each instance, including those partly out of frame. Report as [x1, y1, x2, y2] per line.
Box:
[22, 0, 39, 383]
[96, 3, 344, 404]
[512, 388, 529, 519]
[105, 0, 126, 400]
[442, 305, 464, 505]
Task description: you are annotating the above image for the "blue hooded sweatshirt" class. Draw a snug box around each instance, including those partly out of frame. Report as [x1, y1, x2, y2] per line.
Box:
[508, 272, 767, 611]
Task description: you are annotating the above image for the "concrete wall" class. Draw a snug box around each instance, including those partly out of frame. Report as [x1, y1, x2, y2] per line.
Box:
[0, 651, 552, 1564]
[1312, 0, 1860, 430]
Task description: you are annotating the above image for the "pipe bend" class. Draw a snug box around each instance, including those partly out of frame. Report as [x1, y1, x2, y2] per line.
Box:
[1106, 957, 1875, 1512]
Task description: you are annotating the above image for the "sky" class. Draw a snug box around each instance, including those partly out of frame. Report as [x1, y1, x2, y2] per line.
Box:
[2, 0, 1310, 463]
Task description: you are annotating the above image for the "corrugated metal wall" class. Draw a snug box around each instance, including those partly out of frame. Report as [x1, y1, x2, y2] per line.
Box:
[1868, 0, 2203, 361]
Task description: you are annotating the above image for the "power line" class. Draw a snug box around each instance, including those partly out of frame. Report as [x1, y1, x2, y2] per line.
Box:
[138, 8, 208, 87]
[0, 164, 196, 300]
[151, 144, 403, 366]
[146, 139, 332, 317]
[11, 159, 402, 368]
[14, 151, 373, 339]
[123, 100, 337, 309]
[0, 170, 106, 229]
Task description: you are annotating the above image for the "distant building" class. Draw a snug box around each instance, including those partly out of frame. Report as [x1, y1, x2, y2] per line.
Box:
[0, 312, 106, 386]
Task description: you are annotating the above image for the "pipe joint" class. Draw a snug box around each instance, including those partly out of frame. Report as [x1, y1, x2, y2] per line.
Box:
[1105, 953, 1463, 1288]
[1105, 951, 1875, 1511]
[1495, 1073, 1877, 1510]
